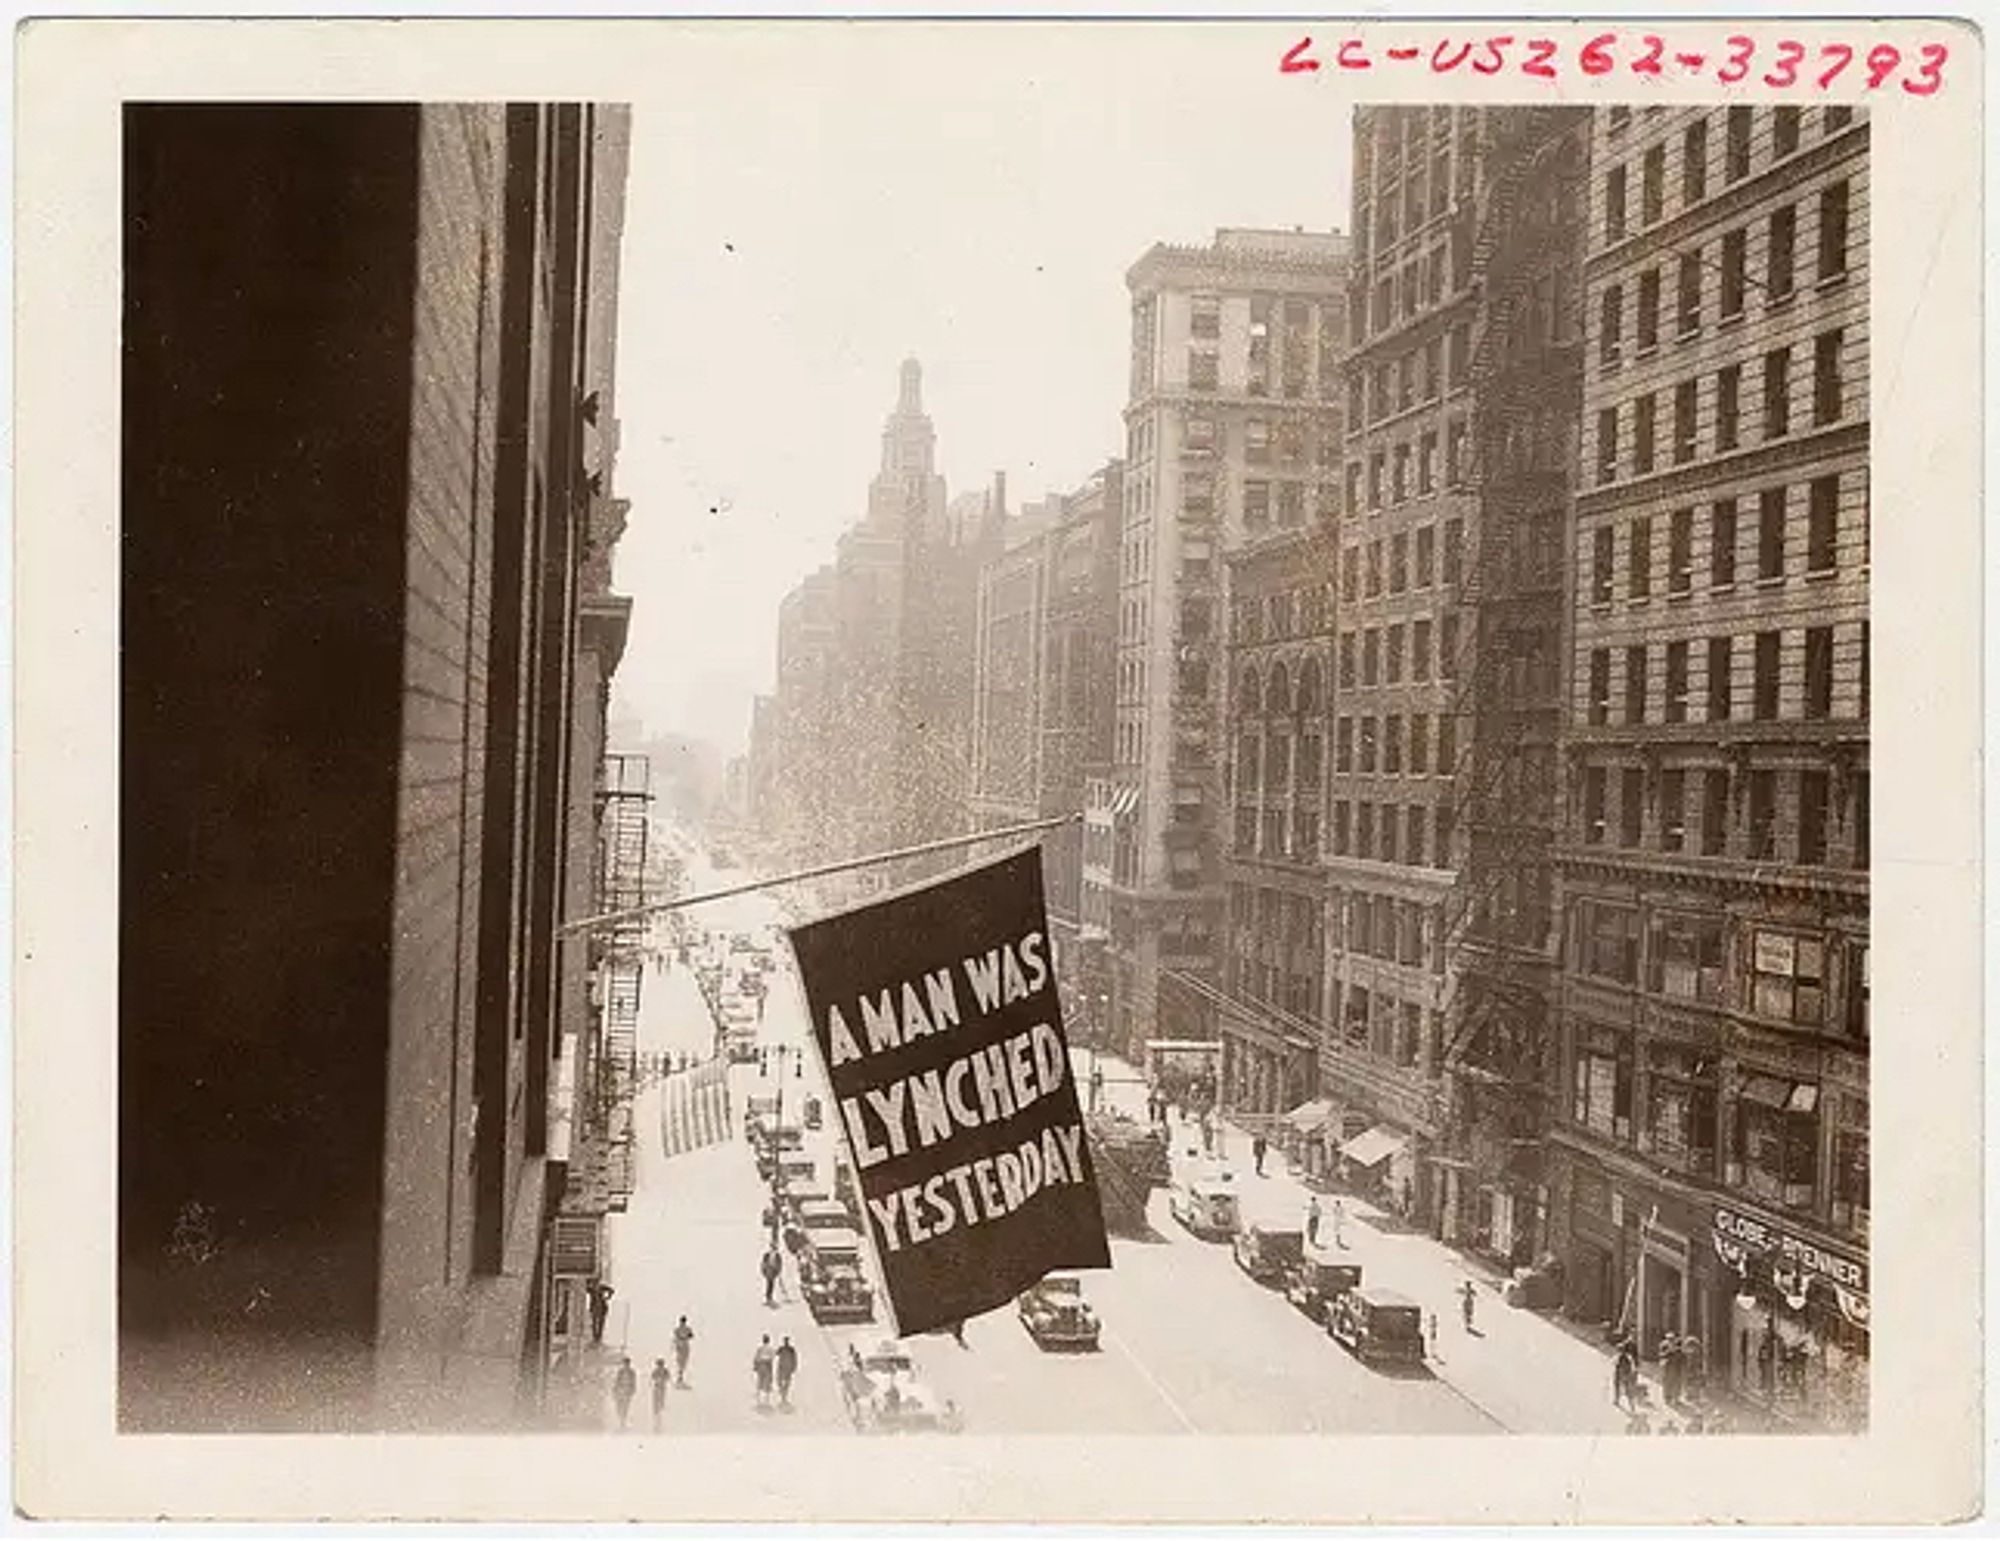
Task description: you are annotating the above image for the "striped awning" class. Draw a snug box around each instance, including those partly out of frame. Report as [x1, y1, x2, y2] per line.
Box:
[1341, 1124, 1409, 1169]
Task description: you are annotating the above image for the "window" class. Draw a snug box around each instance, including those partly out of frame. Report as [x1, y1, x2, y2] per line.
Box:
[1336, 716, 1353, 771]
[1409, 712, 1429, 773]
[1808, 475, 1839, 571]
[1338, 632, 1356, 688]
[1819, 179, 1851, 281]
[1425, 337, 1442, 400]
[1716, 363, 1741, 451]
[1188, 350, 1218, 391]
[1277, 482, 1305, 526]
[1448, 323, 1470, 387]
[1390, 533, 1409, 593]
[1417, 431, 1436, 494]
[1750, 928, 1827, 1025]
[1190, 294, 1220, 338]
[1600, 283, 1623, 365]
[1677, 252, 1702, 336]
[1583, 765, 1607, 843]
[1620, 766, 1645, 845]
[1439, 612, 1458, 679]
[1342, 546, 1360, 602]
[1359, 716, 1378, 773]
[1647, 1046, 1719, 1174]
[1768, 204, 1796, 302]
[1406, 806, 1427, 869]
[1633, 394, 1656, 474]
[1443, 518, 1464, 587]
[1641, 145, 1665, 224]
[1763, 347, 1791, 439]
[1758, 486, 1786, 580]
[1243, 481, 1271, 525]
[1588, 648, 1611, 724]
[1446, 419, 1468, 486]
[1805, 626, 1834, 719]
[1384, 713, 1403, 773]
[1436, 714, 1457, 777]
[1367, 540, 1383, 597]
[1650, 911, 1724, 1001]
[1625, 516, 1651, 599]
[1597, 405, 1619, 484]
[1773, 104, 1802, 158]
[1669, 507, 1694, 593]
[1637, 268, 1661, 352]
[1605, 163, 1628, 243]
[1625, 646, 1648, 725]
[1412, 618, 1433, 682]
[1573, 1029, 1633, 1141]
[1826, 104, 1855, 134]
[1736, 1080, 1820, 1212]
[1711, 498, 1738, 587]
[1854, 769, 1870, 868]
[1753, 631, 1781, 719]
[1831, 1099, 1868, 1233]
[1720, 228, 1746, 319]
[1659, 768, 1687, 852]
[1748, 767, 1778, 858]
[1815, 328, 1843, 425]
[1415, 525, 1436, 587]
[1799, 769, 1830, 864]
[1682, 119, 1708, 202]
[1386, 624, 1405, 684]
[1609, 105, 1631, 134]
[1356, 801, 1375, 856]
[1391, 445, 1409, 503]
[1344, 462, 1363, 518]
[1332, 800, 1351, 854]
[1363, 628, 1380, 685]
[1656, 643, 1690, 728]
[1580, 901, 1641, 985]
[1708, 635, 1733, 721]
[1726, 106, 1752, 182]
[1701, 767, 1729, 855]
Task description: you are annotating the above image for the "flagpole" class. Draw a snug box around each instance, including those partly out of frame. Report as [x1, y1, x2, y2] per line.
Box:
[556, 812, 1083, 939]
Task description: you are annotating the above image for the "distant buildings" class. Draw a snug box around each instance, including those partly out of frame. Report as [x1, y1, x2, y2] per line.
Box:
[120, 102, 637, 1430]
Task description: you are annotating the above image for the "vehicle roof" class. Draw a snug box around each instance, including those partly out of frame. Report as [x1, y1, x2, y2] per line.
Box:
[1246, 1224, 1304, 1240]
[1356, 1287, 1418, 1308]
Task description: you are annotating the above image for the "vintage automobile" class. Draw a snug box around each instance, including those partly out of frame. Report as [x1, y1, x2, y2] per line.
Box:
[1016, 1273, 1102, 1351]
[796, 1197, 858, 1235]
[753, 1126, 807, 1181]
[802, 1232, 876, 1325]
[1284, 1245, 1364, 1320]
[1168, 1170, 1241, 1240]
[837, 1340, 962, 1433]
[1327, 1286, 1427, 1368]
[742, 1093, 781, 1139]
[1231, 1224, 1305, 1286]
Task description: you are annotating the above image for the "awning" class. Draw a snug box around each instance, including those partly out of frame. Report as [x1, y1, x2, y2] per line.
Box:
[1737, 1075, 1793, 1110]
[1341, 1124, 1409, 1169]
[1284, 1098, 1336, 1133]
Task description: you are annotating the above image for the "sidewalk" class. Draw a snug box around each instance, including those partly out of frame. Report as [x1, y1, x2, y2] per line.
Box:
[1087, 1051, 1643, 1434]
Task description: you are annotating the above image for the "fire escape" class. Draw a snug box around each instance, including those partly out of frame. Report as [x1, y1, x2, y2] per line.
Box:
[590, 750, 652, 1213]
[1432, 106, 1589, 1255]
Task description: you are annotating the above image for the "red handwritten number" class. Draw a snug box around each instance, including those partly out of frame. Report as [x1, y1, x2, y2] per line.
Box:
[1817, 43, 1854, 88]
[1579, 33, 1616, 76]
[1864, 44, 1900, 87]
[1522, 39, 1558, 79]
[1632, 35, 1665, 76]
[1279, 37, 1320, 74]
[1471, 35, 1513, 75]
[1431, 38, 1472, 73]
[1717, 35, 1754, 84]
[1903, 43, 1947, 96]
[1337, 39, 1373, 71]
[1763, 40, 1804, 88]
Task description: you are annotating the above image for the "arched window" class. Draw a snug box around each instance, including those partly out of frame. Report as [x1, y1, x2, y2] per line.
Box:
[1239, 665, 1262, 716]
[1266, 661, 1292, 717]
[1296, 656, 1324, 716]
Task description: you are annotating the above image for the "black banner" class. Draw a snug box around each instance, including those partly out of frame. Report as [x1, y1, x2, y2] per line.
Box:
[786, 847, 1110, 1336]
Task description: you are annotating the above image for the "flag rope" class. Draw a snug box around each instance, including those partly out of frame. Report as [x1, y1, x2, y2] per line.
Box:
[556, 811, 1083, 938]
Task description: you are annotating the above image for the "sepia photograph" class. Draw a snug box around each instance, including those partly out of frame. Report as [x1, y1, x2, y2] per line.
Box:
[12, 11, 1984, 1526]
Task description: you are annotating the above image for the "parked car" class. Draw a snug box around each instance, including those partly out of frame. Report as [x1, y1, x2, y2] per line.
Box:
[1284, 1246, 1364, 1320]
[796, 1197, 857, 1234]
[802, 1231, 876, 1325]
[1327, 1286, 1426, 1367]
[1016, 1273, 1102, 1351]
[838, 1340, 961, 1433]
[1168, 1171, 1241, 1240]
[1232, 1224, 1305, 1286]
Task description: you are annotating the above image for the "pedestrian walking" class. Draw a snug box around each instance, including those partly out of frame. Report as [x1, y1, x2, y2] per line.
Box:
[650, 1358, 670, 1429]
[1305, 1194, 1322, 1247]
[752, 1335, 776, 1408]
[1613, 1337, 1638, 1411]
[672, 1315, 694, 1387]
[1662, 1334, 1686, 1405]
[1426, 1311, 1440, 1361]
[948, 1319, 967, 1348]
[587, 1281, 615, 1346]
[610, 1356, 638, 1431]
[1330, 1197, 1347, 1249]
[1089, 1064, 1105, 1114]
[1459, 1279, 1478, 1334]
[1252, 1134, 1268, 1176]
[775, 1336, 799, 1408]
[760, 1245, 783, 1307]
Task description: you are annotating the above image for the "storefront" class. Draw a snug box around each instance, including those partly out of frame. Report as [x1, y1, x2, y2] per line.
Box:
[1711, 1205, 1870, 1430]
[1341, 1122, 1416, 1209]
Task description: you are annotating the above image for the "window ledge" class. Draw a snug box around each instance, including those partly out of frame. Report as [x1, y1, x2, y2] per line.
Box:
[1710, 582, 1738, 596]
[1804, 566, 1837, 582]
[1756, 575, 1786, 591]
[1816, 271, 1851, 293]
[1676, 325, 1703, 345]
[1767, 291, 1798, 313]
[1719, 311, 1746, 330]
[1668, 585, 1694, 603]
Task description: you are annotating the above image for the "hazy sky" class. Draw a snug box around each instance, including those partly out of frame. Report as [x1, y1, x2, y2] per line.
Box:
[607, 25, 1356, 755]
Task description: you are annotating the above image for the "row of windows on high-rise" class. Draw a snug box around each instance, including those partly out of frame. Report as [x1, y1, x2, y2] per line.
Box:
[1595, 328, 1851, 484]
[1583, 623, 1868, 728]
[1600, 105, 1858, 248]
[1578, 761, 1868, 869]
[1585, 472, 1865, 605]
